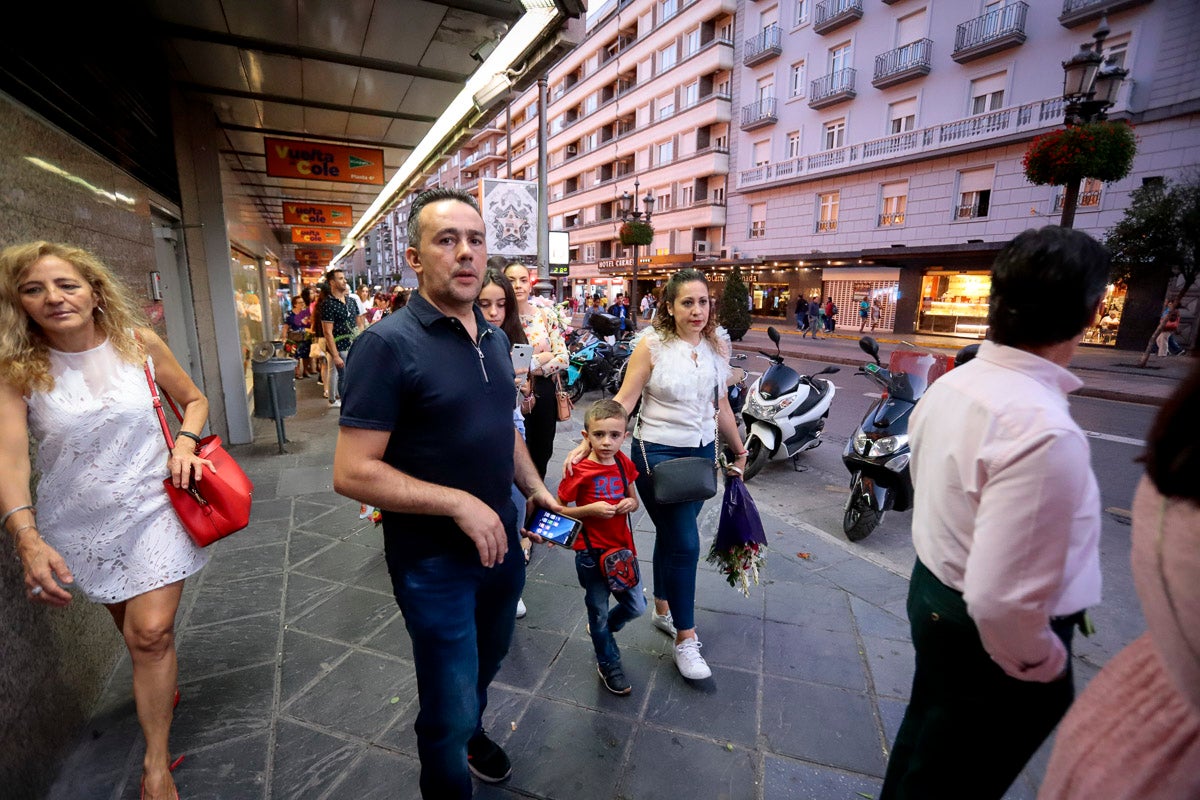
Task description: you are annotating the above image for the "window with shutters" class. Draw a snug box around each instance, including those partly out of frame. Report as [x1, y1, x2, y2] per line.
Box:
[817, 192, 839, 232]
[956, 166, 994, 219]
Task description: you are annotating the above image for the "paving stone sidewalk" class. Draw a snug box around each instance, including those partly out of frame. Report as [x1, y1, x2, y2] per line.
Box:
[47, 378, 1052, 800]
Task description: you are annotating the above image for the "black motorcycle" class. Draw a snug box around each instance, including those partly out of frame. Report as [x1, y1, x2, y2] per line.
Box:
[840, 337, 977, 542]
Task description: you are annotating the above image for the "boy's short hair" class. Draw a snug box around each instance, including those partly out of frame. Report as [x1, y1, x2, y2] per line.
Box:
[584, 399, 628, 430]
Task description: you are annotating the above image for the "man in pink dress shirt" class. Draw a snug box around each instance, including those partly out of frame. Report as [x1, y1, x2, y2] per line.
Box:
[880, 226, 1110, 800]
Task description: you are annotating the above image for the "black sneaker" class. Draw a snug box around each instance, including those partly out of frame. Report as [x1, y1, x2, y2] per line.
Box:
[597, 662, 632, 696]
[467, 731, 512, 783]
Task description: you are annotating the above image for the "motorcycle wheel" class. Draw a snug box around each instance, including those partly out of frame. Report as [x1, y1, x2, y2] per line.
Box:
[567, 376, 586, 403]
[743, 438, 769, 481]
[843, 496, 881, 542]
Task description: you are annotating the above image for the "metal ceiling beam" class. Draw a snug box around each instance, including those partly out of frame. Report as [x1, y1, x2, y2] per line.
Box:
[156, 22, 471, 84]
[437, 0, 525, 19]
[218, 123, 415, 151]
[179, 81, 438, 123]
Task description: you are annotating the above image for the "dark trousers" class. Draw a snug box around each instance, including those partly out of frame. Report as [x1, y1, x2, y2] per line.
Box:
[575, 549, 647, 666]
[522, 375, 558, 479]
[630, 439, 708, 632]
[385, 532, 525, 799]
[880, 560, 1077, 800]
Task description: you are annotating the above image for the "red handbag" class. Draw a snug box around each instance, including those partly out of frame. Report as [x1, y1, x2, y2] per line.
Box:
[142, 361, 254, 546]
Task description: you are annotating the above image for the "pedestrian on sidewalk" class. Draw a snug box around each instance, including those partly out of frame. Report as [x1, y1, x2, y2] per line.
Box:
[505, 261, 569, 479]
[824, 297, 837, 333]
[565, 269, 747, 682]
[333, 188, 565, 799]
[0, 242, 213, 800]
[795, 295, 810, 333]
[558, 399, 645, 696]
[880, 226, 1110, 800]
[858, 296, 871, 332]
[871, 297, 883, 331]
[811, 297, 825, 339]
[319, 267, 361, 409]
[1038, 360, 1200, 800]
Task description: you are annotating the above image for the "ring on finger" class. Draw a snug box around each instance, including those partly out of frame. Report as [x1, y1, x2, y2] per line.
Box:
[30, 585, 44, 596]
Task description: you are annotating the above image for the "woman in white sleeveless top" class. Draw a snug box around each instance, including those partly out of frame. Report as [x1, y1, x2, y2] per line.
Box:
[0, 242, 211, 800]
[566, 269, 747, 681]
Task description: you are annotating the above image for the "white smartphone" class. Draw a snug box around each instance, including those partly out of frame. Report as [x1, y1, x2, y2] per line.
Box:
[511, 343, 534, 376]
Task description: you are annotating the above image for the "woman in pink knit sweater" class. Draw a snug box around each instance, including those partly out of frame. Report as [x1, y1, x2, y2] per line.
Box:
[1039, 361, 1200, 799]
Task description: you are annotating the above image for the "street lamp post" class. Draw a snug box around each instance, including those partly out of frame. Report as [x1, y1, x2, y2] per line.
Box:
[618, 178, 654, 327]
[1058, 14, 1128, 228]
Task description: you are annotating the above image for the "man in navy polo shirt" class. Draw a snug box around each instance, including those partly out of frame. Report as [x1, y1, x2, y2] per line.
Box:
[333, 188, 563, 798]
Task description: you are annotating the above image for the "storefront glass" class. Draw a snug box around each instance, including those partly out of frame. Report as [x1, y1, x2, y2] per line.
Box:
[751, 283, 789, 317]
[918, 271, 991, 338]
[1082, 283, 1126, 346]
[230, 248, 265, 395]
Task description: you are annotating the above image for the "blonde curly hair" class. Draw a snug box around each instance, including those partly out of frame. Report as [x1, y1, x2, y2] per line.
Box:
[0, 241, 146, 394]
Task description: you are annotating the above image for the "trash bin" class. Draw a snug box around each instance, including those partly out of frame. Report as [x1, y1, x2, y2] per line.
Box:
[252, 357, 297, 419]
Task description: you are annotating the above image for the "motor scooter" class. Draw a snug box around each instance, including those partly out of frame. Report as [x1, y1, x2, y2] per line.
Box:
[840, 337, 978, 541]
[741, 327, 839, 481]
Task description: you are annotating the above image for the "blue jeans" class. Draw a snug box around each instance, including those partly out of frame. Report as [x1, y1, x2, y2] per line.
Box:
[384, 524, 525, 799]
[575, 549, 647, 666]
[631, 439, 708, 632]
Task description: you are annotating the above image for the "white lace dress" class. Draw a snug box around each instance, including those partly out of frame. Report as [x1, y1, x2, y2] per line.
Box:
[25, 339, 208, 603]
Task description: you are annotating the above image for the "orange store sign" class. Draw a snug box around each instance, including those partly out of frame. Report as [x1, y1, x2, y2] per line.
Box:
[265, 137, 385, 185]
[283, 203, 354, 227]
[291, 227, 342, 245]
[294, 248, 334, 263]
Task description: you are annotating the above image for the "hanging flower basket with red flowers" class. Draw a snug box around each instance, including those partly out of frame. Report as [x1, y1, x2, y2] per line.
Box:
[1022, 120, 1137, 186]
[619, 220, 654, 246]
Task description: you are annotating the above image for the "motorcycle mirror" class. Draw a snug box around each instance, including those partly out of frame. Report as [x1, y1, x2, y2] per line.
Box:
[858, 336, 881, 364]
[954, 343, 981, 367]
[817, 366, 840, 375]
[767, 326, 781, 347]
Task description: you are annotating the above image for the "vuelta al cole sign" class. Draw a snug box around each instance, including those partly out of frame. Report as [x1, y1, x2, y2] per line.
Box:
[283, 203, 354, 227]
[291, 228, 342, 245]
[265, 137, 385, 185]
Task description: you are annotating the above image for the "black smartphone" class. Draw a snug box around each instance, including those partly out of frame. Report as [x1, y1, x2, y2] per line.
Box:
[526, 508, 583, 547]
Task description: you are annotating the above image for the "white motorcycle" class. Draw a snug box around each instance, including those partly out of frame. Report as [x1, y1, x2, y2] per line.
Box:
[741, 327, 839, 481]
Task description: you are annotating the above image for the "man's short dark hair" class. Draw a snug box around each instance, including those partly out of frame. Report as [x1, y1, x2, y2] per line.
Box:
[324, 267, 344, 283]
[407, 188, 481, 248]
[988, 226, 1110, 348]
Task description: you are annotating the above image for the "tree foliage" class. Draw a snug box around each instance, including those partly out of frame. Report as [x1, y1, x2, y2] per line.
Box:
[1105, 175, 1200, 365]
[719, 266, 752, 339]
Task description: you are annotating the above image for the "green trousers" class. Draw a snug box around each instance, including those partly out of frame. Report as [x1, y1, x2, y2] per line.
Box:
[880, 560, 1078, 800]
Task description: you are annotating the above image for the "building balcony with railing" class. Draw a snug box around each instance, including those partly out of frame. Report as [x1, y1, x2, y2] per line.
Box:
[878, 211, 905, 227]
[808, 68, 856, 109]
[744, 24, 782, 67]
[813, 0, 863, 35]
[872, 39, 932, 89]
[1058, 0, 1153, 28]
[741, 97, 778, 129]
[737, 95, 1065, 190]
[953, 2, 1028, 63]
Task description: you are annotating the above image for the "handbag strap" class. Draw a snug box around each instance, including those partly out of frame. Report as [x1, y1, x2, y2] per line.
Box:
[141, 359, 178, 451]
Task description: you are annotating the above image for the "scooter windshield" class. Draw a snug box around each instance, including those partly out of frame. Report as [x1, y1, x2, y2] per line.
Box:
[759, 363, 801, 399]
[885, 350, 954, 402]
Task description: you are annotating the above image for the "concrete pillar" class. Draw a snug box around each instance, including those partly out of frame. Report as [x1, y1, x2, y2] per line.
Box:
[170, 91, 253, 444]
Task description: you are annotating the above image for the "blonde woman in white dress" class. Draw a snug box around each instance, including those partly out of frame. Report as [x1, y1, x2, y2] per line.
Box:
[0, 242, 212, 800]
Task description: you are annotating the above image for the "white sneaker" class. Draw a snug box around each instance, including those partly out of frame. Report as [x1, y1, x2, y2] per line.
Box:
[652, 611, 677, 638]
[515, 598, 527, 619]
[330, 399, 342, 408]
[673, 637, 712, 680]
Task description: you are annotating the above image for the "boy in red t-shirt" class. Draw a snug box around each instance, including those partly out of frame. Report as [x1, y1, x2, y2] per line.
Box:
[557, 399, 646, 696]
